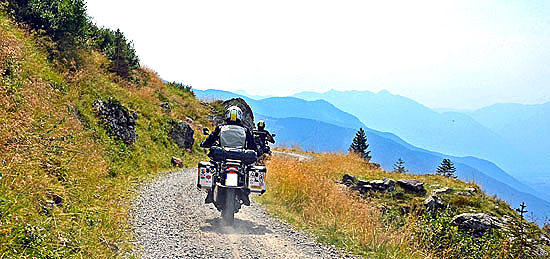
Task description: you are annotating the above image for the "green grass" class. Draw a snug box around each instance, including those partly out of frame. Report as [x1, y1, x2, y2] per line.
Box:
[0, 11, 212, 258]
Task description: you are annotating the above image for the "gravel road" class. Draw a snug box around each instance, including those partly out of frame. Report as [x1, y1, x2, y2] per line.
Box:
[131, 165, 356, 258]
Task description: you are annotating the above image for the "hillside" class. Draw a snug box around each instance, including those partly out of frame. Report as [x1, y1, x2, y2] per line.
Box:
[260, 153, 550, 258]
[0, 7, 212, 257]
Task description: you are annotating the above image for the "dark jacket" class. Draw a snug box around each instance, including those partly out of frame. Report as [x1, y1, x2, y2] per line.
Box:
[201, 121, 257, 151]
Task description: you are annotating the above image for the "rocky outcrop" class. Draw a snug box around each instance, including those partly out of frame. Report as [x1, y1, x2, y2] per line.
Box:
[424, 195, 445, 211]
[345, 176, 396, 194]
[93, 99, 138, 145]
[452, 213, 503, 237]
[397, 179, 426, 194]
[222, 98, 255, 131]
[369, 177, 396, 192]
[170, 121, 195, 151]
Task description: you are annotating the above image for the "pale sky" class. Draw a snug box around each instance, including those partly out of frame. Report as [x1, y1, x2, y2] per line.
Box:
[86, 0, 550, 109]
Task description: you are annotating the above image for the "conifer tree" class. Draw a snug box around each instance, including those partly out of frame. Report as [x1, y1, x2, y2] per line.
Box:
[349, 128, 371, 161]
[392, 158, 408, 173]
[436, 158, 456, 178]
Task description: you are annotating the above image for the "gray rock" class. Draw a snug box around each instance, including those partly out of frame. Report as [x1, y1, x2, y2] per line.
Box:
[424, 195, 444, 211]
[433, 187, 453, 195]
[452, 213, 503, 237]
[342, 174, 355, 186]
[359, 185, 372, 194]
[160, 102, 171, 113]
[397, 179, 426, 194]
[93, 99, 138, 145]
[368, 177, 396, 192]
[222, 98, 255, 131]
[170, 121, 195, 151]
[356, 180, 369, 187]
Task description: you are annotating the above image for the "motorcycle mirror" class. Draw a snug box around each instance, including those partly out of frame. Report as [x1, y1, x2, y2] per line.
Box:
[202, 128, 210, 135]
[272, 133, 276, 137]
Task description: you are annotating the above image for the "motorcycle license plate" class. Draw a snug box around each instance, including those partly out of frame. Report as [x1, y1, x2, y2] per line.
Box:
[226, 173, 238, 187]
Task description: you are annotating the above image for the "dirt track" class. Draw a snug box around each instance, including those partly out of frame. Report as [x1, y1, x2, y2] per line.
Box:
[130, 153, 356, 258]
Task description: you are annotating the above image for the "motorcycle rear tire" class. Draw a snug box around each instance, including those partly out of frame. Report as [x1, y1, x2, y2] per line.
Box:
[222, 188, 235, 225]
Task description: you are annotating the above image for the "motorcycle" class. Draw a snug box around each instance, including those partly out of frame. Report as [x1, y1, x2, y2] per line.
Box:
[253, 130, 276, 160]
[198, 128, 267, 224]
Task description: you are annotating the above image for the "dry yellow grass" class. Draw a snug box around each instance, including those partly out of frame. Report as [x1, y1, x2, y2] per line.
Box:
[260, 153, 430, 258]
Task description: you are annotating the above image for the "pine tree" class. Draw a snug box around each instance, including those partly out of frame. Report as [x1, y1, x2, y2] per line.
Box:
[436, 158, 456, 178]
[349, 128, 371, 161]
[392, 158, 408, 173]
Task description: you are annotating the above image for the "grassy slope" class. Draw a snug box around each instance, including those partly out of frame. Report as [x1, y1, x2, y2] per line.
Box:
[260, 153, 548, 258]
[0, 12, 211, 258]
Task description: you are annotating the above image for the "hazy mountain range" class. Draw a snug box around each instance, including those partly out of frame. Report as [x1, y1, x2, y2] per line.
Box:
[194, 89, 550, 223]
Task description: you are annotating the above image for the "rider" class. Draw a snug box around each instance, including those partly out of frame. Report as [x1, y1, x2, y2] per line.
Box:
[200, 106, 257, 205]
[253, 120, 275, 156]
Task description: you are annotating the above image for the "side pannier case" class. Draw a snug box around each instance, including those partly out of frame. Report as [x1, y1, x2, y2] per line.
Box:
[197, 161, 215, 189]
[248, 166, 267, 194]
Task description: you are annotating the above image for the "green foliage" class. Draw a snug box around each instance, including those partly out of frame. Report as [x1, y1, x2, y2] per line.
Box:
[349, 128, 371, 161]
[413, 209, 505, 258]
[92, 27, 139, 78]
[3, 0, 140, 77]
[436, 158, 456, 178]
[392, 158, 407, 173]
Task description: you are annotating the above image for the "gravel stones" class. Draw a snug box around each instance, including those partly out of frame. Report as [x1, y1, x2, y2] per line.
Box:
[131, 169, 359, 258]
[93, 99, 138, 145]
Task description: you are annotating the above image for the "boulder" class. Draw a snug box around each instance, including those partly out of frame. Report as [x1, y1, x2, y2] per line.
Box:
[171, 156, 183, 168]
[368, 177, 396, 192]
[452, 213, 503, 237]
[433, 187, 454, 195]
[93, 99, 138, 145]
[397, 179, 426, 194]
[222, 98, 255, 131]
[357, 180, 369, 187]
[159, 102, 171, 113]
[359, 185, 372, 194]
[424, 195, 445, 211]
[170, 121, 195, 151]
[342, 174, 355, 186]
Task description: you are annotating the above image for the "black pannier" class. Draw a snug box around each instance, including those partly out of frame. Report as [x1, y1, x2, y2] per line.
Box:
[208, 146, 257, 164]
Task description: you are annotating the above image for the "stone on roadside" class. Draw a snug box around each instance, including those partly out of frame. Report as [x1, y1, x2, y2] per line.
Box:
[160, 102, 171, 113]
[171, 157, 183, 168]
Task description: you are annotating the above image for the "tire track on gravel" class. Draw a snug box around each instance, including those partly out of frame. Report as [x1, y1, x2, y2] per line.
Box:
[131, 164, 358, 258]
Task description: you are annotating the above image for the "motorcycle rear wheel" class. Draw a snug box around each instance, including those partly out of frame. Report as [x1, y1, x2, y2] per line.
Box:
[222, 188, 235, 225]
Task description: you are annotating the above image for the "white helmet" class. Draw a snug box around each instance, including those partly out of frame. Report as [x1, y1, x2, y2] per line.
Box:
[225, 106, 243, 122]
